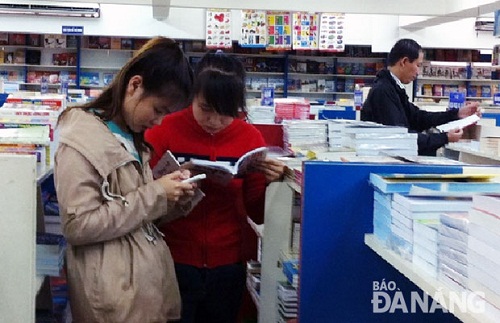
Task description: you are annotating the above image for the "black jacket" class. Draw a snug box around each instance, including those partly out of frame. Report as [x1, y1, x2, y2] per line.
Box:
[361, 69, 459, 156]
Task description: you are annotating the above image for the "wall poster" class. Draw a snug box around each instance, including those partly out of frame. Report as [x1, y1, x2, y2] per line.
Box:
[292, 12, 319, 50]
[318, 13, 345, 52]
[266, 11, 292, 50]
[206, 9, 232, 49]
[240, 10, 267, 48]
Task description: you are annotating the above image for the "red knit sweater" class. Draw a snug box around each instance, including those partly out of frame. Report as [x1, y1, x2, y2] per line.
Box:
[145, 106, 267, 268]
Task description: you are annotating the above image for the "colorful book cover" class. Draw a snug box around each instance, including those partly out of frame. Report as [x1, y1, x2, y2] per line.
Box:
[110, 37, 121, 50]
[79, 71, 100, 86]
[14, 49, 25, 64]
[240, 10, 267, 48]
[44, 34, 66, 48]
[266, 11, 292, 50]
[103, 73, 116, 86]
[9, 33, 26, 46]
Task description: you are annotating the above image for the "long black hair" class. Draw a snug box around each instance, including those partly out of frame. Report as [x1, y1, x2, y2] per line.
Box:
[59, 36, 194, 154]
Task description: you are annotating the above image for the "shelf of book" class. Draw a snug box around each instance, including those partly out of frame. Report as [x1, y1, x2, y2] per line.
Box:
[415, 95, 493, 101]
[364, 234, 491, 323]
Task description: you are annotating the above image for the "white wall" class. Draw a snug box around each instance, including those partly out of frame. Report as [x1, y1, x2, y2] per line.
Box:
[0, 4, 498, 51]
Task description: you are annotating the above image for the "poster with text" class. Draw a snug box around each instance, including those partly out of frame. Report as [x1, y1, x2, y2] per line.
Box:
[292, 12, 319, 50]
[240, 10, 267, 48]
[206, 9, 232, 49]
[319, 13, 345, 52]
[266, 11, 292, 50]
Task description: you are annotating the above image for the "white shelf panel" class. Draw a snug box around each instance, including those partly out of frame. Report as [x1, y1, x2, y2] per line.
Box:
[445, 144, 500, 165]
[364, 234, 494, 323]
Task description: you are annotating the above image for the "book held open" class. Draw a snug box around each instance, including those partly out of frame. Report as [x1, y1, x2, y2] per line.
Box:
[151, 150, 205, 216]
[183, 146, 268, 185]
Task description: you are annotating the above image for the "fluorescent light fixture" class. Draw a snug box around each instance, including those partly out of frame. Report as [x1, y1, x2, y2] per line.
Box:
[480, 49, 493, 55]
[0, 1, 100, 18]
[471, 62, 492, 67]
[429, 61, 468, 67]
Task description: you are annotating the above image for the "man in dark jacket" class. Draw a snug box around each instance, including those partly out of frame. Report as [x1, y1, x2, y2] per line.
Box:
[361, 38, 480, 156]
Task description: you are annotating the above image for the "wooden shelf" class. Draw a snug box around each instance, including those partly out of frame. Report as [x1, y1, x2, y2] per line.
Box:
[364, 234, 493, 323]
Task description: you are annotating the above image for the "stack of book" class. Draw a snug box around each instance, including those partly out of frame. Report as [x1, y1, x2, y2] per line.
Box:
[340, 122, 416, 156]
[246, 260, 261, 308]
[325, 120, 417, 156]
[467, 194, 500, 320]
[276, 281, 298, 323]
[0, 93, 67, 166]
[42, 189, 61, 235]
[391, 193, 473, 268]
[281, 256, 299, 289]
[412, 220, 439, 278]
[368, 172, 500, 264]
[372, 189, 393, 246]
[282, 120, 328, 155]
[438, 212, 469, 291]
[326, 119, 359, 150]
[36, 232, 66, 277]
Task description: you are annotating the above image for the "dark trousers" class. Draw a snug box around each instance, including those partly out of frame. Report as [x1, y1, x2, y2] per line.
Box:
[173, 262, 246, 323]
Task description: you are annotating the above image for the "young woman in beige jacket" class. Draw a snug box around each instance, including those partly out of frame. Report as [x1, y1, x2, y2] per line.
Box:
[54, 37, 196, 323]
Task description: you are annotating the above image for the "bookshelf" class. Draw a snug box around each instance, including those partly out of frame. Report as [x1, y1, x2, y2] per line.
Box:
[286, 55, 384, 102]
[0, 154, 49, 322]
[0, 33, 78, 92]
[364, 234, 492, 323]
[416, 61, 500, 102]
[259, 161, 470, 322]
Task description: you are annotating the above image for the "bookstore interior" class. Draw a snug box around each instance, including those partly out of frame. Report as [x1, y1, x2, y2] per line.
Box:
[3, 1, 500, 322]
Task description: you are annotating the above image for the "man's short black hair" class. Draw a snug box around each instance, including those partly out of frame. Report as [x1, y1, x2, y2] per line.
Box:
[387, 38, 422, 66]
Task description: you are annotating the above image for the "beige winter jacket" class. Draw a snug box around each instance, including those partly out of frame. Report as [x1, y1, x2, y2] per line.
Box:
[54, 108, 181, 323]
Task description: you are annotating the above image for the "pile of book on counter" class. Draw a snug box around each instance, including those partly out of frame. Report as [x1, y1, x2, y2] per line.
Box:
[327, 119, 417, 156]
[36, 232, 66, 277]
[368, 171, 500, 321]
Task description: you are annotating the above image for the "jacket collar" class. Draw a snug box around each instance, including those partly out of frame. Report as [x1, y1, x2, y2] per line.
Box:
[57, 108, 139, 178]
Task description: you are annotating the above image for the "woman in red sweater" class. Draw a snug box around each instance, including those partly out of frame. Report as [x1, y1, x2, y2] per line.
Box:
[145, 51, 284, 323]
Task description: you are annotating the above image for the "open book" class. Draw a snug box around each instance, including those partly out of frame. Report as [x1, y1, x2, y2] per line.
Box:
[183, 146, 268, 185]
[436, 114, 480, 132]
[151, 150, 205, 216]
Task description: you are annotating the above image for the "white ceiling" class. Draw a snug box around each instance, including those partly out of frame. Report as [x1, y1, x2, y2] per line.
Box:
[5, 0, 500, 29]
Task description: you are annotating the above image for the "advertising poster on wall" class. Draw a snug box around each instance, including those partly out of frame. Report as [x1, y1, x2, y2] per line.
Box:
[318, 13, 345, 52]
[266, 11, 292, 50]
[292, 12, 319, 50]
[240, 10, 267, 48]
[206, 9, 232, 49]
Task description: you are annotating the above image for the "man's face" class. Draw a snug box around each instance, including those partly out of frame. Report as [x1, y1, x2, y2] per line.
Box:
[400, 51, 424, 84]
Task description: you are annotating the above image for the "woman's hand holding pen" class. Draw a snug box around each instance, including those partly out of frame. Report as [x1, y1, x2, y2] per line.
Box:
[157, 170, 196, 202]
